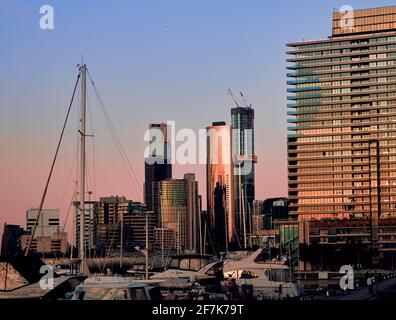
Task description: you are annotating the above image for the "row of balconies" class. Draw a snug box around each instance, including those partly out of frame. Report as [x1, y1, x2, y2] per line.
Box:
[287, 37, 396, 55]
[287, 56, 396, 70]
[287, 64, 396, 77]
[288, 95, 396, 107]
[287, 48, 396, 63]
[288, 87, 396, 101]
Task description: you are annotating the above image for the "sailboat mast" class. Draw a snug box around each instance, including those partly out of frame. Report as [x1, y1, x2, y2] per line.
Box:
[79, 64, 87, 271]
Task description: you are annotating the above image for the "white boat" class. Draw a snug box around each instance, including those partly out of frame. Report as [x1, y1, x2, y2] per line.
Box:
[150, 254, 223, 282]
[71, 280, 163, 300]
[222, 249, 300, 300]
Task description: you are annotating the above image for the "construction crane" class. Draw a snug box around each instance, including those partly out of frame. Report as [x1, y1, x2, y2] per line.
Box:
[227, 88, 252, 109]
[239, 91, 252, 108]
[227, 88, 241, 108]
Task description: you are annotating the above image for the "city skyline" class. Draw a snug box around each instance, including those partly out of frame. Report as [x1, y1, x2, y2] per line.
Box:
[1, 0, 393, 238]
[2, 1, 396, 305]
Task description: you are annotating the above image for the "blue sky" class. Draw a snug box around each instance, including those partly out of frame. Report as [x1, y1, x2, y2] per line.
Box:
[0, 0, 395, 236]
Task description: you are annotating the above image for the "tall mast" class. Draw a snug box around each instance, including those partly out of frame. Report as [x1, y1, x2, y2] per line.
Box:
[79, 64, 87, 272]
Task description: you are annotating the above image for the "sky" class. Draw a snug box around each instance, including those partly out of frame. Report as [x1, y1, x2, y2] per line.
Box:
[0, 0, 394, 242]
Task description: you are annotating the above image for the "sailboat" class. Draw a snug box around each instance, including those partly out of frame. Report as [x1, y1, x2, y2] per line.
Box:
[0, 65, 90, 299]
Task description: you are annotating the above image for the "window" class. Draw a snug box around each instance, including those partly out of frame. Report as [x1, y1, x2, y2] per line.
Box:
[265, 269, 295, 282]
[179, 259, 190, 270]
[132, 288, 147, 300]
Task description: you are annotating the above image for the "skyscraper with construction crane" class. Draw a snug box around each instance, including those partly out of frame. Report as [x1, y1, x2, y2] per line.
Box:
[230, 90, 257, 248]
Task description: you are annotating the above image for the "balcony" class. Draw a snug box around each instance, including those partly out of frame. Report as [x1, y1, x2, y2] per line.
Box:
[287, 109, 320, 115]
[287, 118, 315, 123]
[288, 93, 321, 100]
[287, 71, 315, 77]
[287, 86, 321, 92]
[287, 79, 319, 85]
[287, 125, 310, 131]
[287, 134, 301, 138]
[287, 101, 320, 107]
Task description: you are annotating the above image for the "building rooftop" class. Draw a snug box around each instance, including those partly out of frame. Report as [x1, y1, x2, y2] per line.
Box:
[332, 5, 396, 36]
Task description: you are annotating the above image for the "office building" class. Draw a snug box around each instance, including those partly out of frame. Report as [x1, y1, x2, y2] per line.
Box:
[21, 209, 67, 255]
[74, 199, 96, 253]
[231, 106, 256, 246]
[206, 122, 235, 248]
[1, 224, 24, 256]
[252, 199, 289, 232]
[93, 196, 155, 253]
[144, 123, 172, 213]
[155, 174, 201, 253]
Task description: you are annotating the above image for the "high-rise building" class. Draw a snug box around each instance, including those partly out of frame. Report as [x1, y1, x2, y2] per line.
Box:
[74, 199, 96, 253]
[206, 122, 235, 247]
[155, 174, 201, 253]
[262, 198, 289, 230]
[21, 209, 67, 255]
[231, 106, 256, 246]
[287, 5, 396, 266]
[252, 199, 289, 232]
[93, 196, 125, 252]
[26, 209, 60, 237]
[1, 224, 24, 256]
[252, 200, 265, 233]
[93, 196, 153, 253]
[144, 123, 172, 214]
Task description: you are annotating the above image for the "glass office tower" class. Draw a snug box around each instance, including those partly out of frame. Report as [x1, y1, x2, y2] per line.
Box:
[157, 174, 200, 253]
[206, 122, 235, 247]
[287, 6, 396, 264]
[144, 123, 172, 212]
[231, 106, 256, 246]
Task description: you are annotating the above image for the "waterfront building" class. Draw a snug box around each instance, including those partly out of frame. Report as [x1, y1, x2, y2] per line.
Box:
[287, 5, 396, 267]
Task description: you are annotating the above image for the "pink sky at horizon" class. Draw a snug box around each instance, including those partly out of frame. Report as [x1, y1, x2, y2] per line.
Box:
[0, 119, 287, 244]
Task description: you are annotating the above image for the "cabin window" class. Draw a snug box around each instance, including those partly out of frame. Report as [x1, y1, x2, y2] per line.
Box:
[189, 259, 202, 271]
[132, 288, 147, 300]
[169, 259, 179, 269]
[266, 269, 295, 282]
[240, 270, 258, 279]
[82, 287, 112, 300]
[148, 287, 163, 300]
[112, 289, 129, 300]
[179, 259, 190, 270]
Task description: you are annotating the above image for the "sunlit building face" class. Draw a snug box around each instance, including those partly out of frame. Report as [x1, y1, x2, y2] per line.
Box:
[206, 122, 235, 244]
[287, 6, 396, 222]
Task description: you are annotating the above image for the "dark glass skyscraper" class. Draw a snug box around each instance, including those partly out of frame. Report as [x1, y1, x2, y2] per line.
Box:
[1, 224, 24, 256]
[231, 107, 256, 247]
[144, 123, 172, 214]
